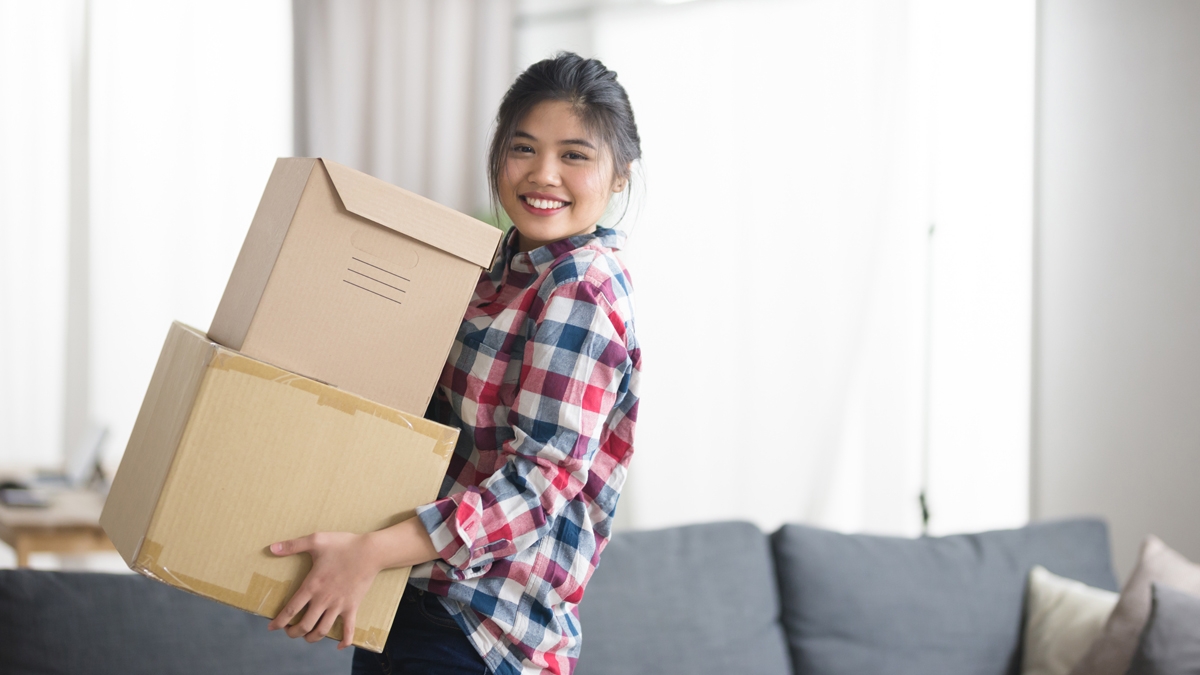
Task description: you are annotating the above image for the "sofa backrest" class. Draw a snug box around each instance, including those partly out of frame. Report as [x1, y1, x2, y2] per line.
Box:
[0, 570, 351, 675]
[770, 518, 1119, 675]
[576, 521, 792, 675]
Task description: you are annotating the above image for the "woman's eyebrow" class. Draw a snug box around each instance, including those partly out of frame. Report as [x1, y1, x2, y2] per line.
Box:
[514, 130, 595, 149]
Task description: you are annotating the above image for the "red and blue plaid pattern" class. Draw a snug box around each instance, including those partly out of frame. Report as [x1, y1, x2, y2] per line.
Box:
[410, 227, 641, 675]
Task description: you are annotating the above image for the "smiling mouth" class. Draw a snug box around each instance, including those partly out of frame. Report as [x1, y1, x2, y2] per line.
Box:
[520, 195, 570, 210]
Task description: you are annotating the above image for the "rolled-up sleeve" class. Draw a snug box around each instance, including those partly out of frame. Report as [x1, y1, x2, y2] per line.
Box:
[415, 279, 630, 577]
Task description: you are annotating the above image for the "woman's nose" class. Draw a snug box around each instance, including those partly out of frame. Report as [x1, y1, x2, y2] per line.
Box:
[528, 157, 561, 186]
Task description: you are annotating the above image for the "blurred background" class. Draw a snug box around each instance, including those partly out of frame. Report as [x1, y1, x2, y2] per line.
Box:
[1, 0, 1197, 580]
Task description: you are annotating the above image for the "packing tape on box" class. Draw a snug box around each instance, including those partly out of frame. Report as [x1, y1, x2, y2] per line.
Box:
[135, 538, 389, 651]
[431, 430, 457, 459]
[209, 351, 458, 460]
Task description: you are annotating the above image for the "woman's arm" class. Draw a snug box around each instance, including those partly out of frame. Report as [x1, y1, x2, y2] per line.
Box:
[265, 516, 439, 649]
[269, 273, 633, 646]
[417, 278, 632, 577]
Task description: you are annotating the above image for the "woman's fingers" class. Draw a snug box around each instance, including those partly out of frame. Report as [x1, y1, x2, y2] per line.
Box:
[268, 535, 319, 634]
[270, 534, 315, 557]
[338, 610, 357, 650]
[307, 605, 342, 643]
[268, 588, 312, 631]
[263, 531, 375, 649]
[286, 602, 324, 639]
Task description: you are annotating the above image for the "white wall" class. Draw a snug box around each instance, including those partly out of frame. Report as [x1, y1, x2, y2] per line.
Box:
[1035, 0, 1200, 579]
[516, 0, 1035, 536]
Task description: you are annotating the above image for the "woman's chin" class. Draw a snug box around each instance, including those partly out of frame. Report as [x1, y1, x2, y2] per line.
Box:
[514, 222, 600, 250]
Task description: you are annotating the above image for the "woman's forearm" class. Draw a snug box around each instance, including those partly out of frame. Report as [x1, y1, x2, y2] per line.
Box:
[363, 516, 441, 571]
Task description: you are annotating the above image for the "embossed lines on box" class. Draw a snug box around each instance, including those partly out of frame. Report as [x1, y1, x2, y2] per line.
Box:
[344, 256, 409, 305]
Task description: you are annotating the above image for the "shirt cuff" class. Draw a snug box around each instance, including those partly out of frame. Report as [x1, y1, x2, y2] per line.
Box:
[415, 491, 494, 579]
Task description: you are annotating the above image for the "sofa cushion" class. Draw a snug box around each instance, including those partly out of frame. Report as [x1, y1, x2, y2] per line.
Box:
[1022, 564, 1118, 675]
[770, 518, 1118, 675]
[0, 570, 351, 675]
[1126, 583, 1200, 675]
[576, 521, 792, 675]
[1070, 535, 1200, 675]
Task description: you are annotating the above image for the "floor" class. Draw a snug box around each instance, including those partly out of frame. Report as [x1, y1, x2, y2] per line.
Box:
[0, 545, 131, 572]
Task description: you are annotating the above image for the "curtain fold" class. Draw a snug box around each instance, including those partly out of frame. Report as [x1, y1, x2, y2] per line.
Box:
[293, 0, 514, 217]
[0, 1, 72, 469]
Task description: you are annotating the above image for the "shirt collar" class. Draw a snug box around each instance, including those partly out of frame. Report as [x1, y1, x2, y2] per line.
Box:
[500, 227, 626, 277]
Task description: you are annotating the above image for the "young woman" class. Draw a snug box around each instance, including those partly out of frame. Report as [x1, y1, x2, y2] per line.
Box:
[266, 52, 643, 675]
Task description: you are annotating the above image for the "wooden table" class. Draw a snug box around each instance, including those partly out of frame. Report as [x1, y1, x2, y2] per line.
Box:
[0, 489, 115, 567]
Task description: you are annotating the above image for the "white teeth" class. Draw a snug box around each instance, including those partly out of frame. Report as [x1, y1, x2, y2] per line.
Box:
[527, 197, 565, 210]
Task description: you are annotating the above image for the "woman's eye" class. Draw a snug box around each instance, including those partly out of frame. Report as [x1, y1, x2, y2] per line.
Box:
[511, 144, 534, 154]
[564, 151, 588, 161]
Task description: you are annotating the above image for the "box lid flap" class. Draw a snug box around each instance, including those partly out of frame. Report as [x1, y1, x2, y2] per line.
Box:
[321, 158, 502, 269]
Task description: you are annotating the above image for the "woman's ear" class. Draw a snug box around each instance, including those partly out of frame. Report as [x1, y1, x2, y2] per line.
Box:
[612, 162, 634, 193]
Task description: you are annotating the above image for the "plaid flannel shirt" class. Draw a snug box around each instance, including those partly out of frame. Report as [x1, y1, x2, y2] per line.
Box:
[409, 226, 641, 675]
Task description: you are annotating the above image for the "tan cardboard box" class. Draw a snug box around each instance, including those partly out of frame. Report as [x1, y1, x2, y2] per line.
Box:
[209, 157, 503, 415]
[100, 322, 457, 652]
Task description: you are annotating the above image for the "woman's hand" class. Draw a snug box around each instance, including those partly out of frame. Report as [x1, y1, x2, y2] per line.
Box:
[266, 531, 382, 650]
[265, 519, 440, 649]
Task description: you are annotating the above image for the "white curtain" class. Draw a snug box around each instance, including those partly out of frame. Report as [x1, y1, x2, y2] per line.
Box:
[0, 0, 291, 568]
[86, 0, 293, 469]
[0, 1, 73, 469]
[293, 0, 515, 217]
[518, 0, 1034, 536]
[1, 2, 292, 473]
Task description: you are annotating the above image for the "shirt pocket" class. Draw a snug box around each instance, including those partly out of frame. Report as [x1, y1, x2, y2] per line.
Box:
[460, 330, 522, 406]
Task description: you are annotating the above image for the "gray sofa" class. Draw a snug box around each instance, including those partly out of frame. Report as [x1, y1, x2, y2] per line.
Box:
[0, 518, 1117, 675]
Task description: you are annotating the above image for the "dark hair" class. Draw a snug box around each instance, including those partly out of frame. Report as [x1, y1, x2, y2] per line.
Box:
[487, 52, 642, 225]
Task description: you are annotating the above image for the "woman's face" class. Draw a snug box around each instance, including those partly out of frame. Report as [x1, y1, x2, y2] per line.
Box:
[499, 100, 625, 252]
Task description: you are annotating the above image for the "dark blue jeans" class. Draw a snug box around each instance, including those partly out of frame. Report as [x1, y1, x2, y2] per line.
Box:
[351, 586, 492, 675]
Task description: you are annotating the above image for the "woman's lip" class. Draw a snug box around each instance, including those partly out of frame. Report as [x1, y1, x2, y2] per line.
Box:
[519, 197, 568, 216]
[521, 192, 569, 202]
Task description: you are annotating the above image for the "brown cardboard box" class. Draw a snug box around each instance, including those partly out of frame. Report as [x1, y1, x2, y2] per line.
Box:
[209, 157, 503, 415]
[100, 322, 457, 652]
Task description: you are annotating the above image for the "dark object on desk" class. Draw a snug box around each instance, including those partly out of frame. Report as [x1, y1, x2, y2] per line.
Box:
[0, 488, 49, 509]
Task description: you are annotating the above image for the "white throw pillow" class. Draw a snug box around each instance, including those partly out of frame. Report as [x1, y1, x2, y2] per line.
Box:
[1022, 565, 1119, 675]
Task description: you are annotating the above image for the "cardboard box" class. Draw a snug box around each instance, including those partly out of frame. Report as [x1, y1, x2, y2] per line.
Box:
[100, 322, 457, 651]
[209, 157, 503, 415]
